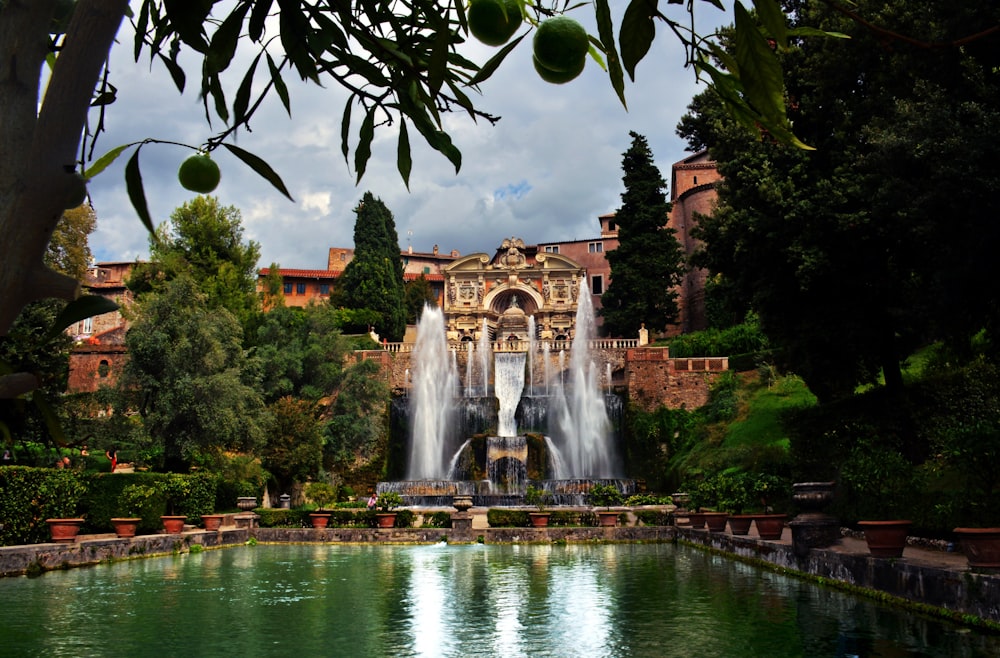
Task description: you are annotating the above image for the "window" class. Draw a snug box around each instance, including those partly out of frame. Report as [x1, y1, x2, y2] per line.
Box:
[543, 245, 559, 254]
[608, 221, 616, 232]
[82, 316, 93, 334]
[296, 283, 306, 295]
[588, 242, 603, 253]
[693, 175, 698, 185]
[319, 283, 330, 295]
[98, 360, 110, 378]
[591, 275, 604, 295]
[423, 266, 431, 274]
[283, 282, 293, 295]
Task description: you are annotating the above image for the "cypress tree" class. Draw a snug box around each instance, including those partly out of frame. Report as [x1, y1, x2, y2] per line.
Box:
[600, 132, 686, 338]
[336, 192, 406, 341]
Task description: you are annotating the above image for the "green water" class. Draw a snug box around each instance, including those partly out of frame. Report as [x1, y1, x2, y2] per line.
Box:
[0, 543, 997, 657]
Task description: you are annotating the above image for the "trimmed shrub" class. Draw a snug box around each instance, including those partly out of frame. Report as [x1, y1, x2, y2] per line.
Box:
[487, 509, 530, 527]
[256, 508, 309, 527]
[0, 466, 88, 545]
[424, 511, 452, 528]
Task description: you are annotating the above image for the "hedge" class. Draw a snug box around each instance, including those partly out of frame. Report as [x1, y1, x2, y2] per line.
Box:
[0, 467, 88, 545]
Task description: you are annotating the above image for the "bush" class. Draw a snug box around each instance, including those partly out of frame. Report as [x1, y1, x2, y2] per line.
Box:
[587, 483, 624, 509]
[634, 509, 671, 526]
[487, 509, 530, 527]
[0, 466, 88, 545]
[424, 511, 453, 528]
[256, 508, 309, 527]
[305, 482, 338, 509]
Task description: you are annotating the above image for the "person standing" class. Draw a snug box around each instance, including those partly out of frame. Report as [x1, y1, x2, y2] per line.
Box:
[105, 448, 117, 472]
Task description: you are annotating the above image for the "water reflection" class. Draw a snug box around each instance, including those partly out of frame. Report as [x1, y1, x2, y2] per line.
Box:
[0, 543, 998, 657]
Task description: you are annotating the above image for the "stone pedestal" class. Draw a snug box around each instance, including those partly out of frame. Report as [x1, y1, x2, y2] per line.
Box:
[451, 512, 473, 541]
[234, 513, 259, 529]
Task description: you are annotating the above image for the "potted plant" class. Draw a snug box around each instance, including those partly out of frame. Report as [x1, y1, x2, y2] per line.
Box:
[588, 483, 623, 527]
[375, 492, 403, 528]
[715, 472, 756, 535]
[46, 517, 85, 543]
[953, 528, 1000, 572]
[112, 483, 157, 538]
[747, 474, 790, 541]
[842, 445, 912, 557]
[306, 482, 338, 529]
[160, 475, 188, 534]
[524, 485, 552, 527]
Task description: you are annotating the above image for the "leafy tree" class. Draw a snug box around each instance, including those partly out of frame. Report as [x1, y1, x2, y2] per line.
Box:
[334, 193, 406, 341]
[0, 0, 981, 403]
[404, 276, 437, 325]
[600, 132, 686, 338]
[678, 0, 1000, 401]
[261, 396, 325, 496]
[114, 275, 266, 470]
[129, 196, 261, 328]
[48, 204, 96, 282]
[251, 303, 349, 403]
[324, 359, 390, 484]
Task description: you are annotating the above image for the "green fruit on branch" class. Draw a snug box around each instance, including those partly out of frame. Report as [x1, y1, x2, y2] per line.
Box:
[178, 154, 221, 194]
[65, 172, 88, 209]
[533, 55, 585, 84]
[468, 0, 522, 47]
[533, 16, 588, 73]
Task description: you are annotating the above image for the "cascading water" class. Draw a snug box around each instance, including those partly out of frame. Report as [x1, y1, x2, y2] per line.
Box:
[406, 305, 459, 480]
[527, 316, 537, 396]
[494, 352, 526, 437]
[547, 279, 620, 478]
[478, 318, 490, 396]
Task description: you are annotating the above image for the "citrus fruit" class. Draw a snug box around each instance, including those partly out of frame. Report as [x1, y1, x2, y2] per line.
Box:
[178, 153, 221, 193]
[533, 16, 588, 73]
[533, 55, 585, 84]
[64, 172, 88, 209]
[468, 0, 521, 47]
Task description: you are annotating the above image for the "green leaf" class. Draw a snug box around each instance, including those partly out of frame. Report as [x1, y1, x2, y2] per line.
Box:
[596, 0, 627, 109]
[621, 0, 658, 81]
[248, 0, 274, 42]
[163, 0, 212, 52]
[355, 108, 376, 184]
[266, 54, 291, 117]
[340, 96, 354, 162]
[752, 0, 787, 49]
[84, 144, 132, 179]
[467, 34, 525, 86]
[206, 1, 250, 75]
[158, 52, 187, 92]
[787, 27, 850, 40]
[397, 120, 412, 190]
[124, 147, 155, 236]
[234, 53, 262, 125]
[222, 143, 295, 201]
[46, 295, 120, 342]
[733, 3, 784, 123]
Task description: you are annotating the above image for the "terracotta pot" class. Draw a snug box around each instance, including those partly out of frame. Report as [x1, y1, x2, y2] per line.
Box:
[111, 517, 141, 538]
[753, 514, 787, 540]
[201, 514, 224, 531]
[309, 512, 331, 529]
[703, 512, 729, 532]
[728, 515, 755, 536]
[686, 512, 706, 529]
[46, 518, 84, 543]
[597, 511, 619, 527]
[858, 520, 911, 558]
[953, 527, 1000, 571]
[529, 512, 551, 527]
[161, 516, 186, 534]
[376, 513, 397, 528]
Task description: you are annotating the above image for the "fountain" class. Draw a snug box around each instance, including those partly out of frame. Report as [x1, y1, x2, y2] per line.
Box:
[380, 280, 634, 506]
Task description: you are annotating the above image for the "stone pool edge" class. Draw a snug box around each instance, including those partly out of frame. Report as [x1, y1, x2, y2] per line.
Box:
[4, 524, 999, 629]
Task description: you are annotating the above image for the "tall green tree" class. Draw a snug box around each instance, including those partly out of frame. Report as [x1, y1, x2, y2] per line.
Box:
[128, 196, 261, 328]
[334, 193, 406, 341]
[404, 276, 437, 325]
[678, 0, 1000, 402]
[600, 132, 686, 338]
[324, 358, 390, 485]
[261, 396, 325, 496]
[115, 275, 266, 470]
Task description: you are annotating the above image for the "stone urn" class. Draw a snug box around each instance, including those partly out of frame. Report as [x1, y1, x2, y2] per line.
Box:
[452, 495, 473, 512]
[788, 481, 839, 556]
[237, 496, 258, 512]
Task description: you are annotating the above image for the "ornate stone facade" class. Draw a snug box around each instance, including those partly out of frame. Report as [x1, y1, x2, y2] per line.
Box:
[442, 237, 587, 343]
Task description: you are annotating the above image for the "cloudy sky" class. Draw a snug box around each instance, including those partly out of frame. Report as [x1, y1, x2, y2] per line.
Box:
[84, 3, 730, 269]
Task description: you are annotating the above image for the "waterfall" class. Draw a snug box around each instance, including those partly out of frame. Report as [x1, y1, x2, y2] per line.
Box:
[494, 352, 526, 437]
[527, 316, 537, 397]
[407, 305, 459, 480]
[543, 341, 550, 396]
[547, 279, 619, 478]
[478, 318, 490, 396]
[465, 341, 474, 398]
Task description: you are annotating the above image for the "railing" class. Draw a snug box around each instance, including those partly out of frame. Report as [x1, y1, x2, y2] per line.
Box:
[381, 338, 640, 353]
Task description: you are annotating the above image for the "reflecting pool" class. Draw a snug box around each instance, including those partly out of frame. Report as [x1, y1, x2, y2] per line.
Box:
[1, 543, 998, 657]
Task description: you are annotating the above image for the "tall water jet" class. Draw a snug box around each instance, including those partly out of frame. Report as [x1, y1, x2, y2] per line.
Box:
[465, 342, 474, 397]
[406, 305, 459, 479]
[478, 318, 490, 396]
[527, 316, 537, 396]
[548, 279, 619, 478]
